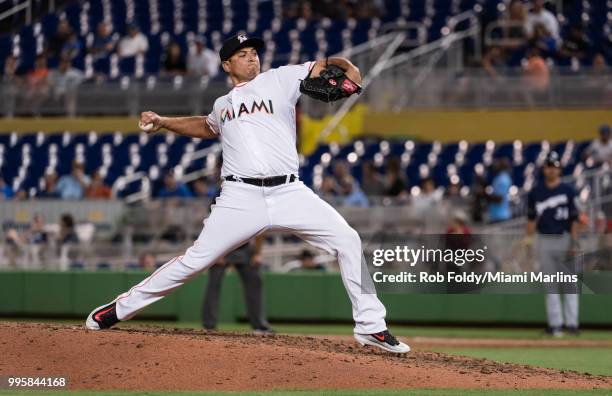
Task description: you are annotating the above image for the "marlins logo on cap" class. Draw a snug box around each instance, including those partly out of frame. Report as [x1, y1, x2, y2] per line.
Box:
[219, 34, 265, 62]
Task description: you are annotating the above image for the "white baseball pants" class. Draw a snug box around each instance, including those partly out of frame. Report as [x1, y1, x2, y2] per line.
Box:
[114, 180, 387, 334]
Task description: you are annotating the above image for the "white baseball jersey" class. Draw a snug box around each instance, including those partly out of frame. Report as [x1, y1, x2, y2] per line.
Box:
[206, 61, 315, 178]
[105, 60, 390, 338]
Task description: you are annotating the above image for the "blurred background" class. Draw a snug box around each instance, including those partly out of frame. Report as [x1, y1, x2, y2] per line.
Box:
[0, 0, 611, 329]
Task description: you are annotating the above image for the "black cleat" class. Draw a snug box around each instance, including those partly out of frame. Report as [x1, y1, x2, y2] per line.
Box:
[86, 302, 119, 330]
[565, 326, 580, 336]
[544, 326, 564, 338]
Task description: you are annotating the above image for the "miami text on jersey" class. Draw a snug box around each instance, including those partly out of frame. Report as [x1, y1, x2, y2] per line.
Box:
[220, 99, 274, 125]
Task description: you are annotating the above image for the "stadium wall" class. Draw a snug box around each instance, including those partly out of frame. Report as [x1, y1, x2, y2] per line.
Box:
[2, 271, 612, 326]
[1, 108, 609, 151]
[300, 108, 611, 154]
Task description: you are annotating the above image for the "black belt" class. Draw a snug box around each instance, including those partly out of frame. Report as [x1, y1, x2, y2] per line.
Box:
[224, 174, 298, 187]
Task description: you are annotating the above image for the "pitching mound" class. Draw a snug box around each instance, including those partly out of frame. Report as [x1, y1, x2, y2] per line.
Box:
[1, 322, 610, 391]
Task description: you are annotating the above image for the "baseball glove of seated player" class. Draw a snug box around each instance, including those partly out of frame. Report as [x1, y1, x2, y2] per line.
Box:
[300, 64, 362, 103]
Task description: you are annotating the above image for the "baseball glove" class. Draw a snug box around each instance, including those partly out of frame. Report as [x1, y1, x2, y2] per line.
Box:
[299, 64, 362, 103]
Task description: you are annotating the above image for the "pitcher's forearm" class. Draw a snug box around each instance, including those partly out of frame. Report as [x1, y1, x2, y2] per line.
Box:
[312, 57, 362, 85]
[328, 57, 361, 84]
[159, 116, 216, 139]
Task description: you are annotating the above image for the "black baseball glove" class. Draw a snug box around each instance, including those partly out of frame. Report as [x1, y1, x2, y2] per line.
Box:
[299, 64, 362, 103]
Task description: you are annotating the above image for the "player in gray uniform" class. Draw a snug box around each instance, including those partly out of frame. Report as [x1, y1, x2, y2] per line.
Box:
[526, 152, 581, 337]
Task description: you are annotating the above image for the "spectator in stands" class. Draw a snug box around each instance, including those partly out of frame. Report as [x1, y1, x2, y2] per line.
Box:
[14, 189, 28, 200]
[482, 46, 507, 80]
[383, 157, 406, 197]
[332, 161, 353, 189]
[525, 0, 559, 41]
[163, 42, 187, 75]
[361, 161, 385, 196]
[47, 20, 73, 61]
[61, 31, 83, 61]
[157, 171, 193, 198]
[588, 54, 610, 101]
[0, 173, 14, 199]
[529, 23, 558, 56]
[444, 179, 466, 207]
[25, 213, 47, 245]
[583, 125, 612, 166]
[523, 47, 550, 100]
[487, 158, 513, 223]
[445, 211, 472, 250]
[89, 22, 116, 61]
[293, 0, 339, 19]
[38, 171, 60, 198]
[118, 24, 148, 58]
[4, 226, 22, 267]
[191, 177, 219, 200]
[505, 0, 527, 43]
[317, 175, 337, 201]
[58, 213, 79, 245]
[446, 211, 472, 236]
[592, 53, 608, 74]
[187, 36, 220, 78]
[445, 211, 475, 272]
[56, 161, 90, 200]
[2, 55, 19, 82]
[23, 214, 48, 268]
[351, 0, 383, 19]
[49, 58, 85, 117]
[412, 177, 443, 211]
[343, 181, 369, 207]
[25, 55, 50, 116]
[138, 252, 157, 271]
[332, 161, 369, 207]
[52, 57, 84, 88]
[2, 55, 20, 117]
[559, 25, 591, 61]
[299, 1, 314, 20]
[86, 169, 112, 199]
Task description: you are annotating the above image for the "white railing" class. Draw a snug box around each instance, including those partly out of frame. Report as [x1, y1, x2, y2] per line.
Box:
[121, 142, 222, 203]
[380, 21, 427, 48]
[447, 10, 481, 60]
[112, 171, 149, 203]
[0, 0, 31, 24]
[178, 143, 222, 184]
[318, 32, 407, 140]
[315, 19, 481, 143]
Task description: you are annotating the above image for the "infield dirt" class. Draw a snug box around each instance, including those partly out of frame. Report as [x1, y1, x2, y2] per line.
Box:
[0, 322, 610, 391]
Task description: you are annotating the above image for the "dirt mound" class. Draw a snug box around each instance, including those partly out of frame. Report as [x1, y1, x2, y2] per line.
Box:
[0, 322, 610, 391]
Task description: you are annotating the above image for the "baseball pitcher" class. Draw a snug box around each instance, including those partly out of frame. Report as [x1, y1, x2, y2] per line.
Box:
[86, 34, 410, 353]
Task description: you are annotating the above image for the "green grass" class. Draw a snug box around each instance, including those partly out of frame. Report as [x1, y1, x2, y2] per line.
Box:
[1, 390, 612, 396]
[432, 347, 612, 376]
[205, 323, 612, 341]
[4, 318, 612, 341]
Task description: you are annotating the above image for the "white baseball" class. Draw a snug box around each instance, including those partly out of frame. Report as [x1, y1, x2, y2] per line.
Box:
[138, 121, 154, 131]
